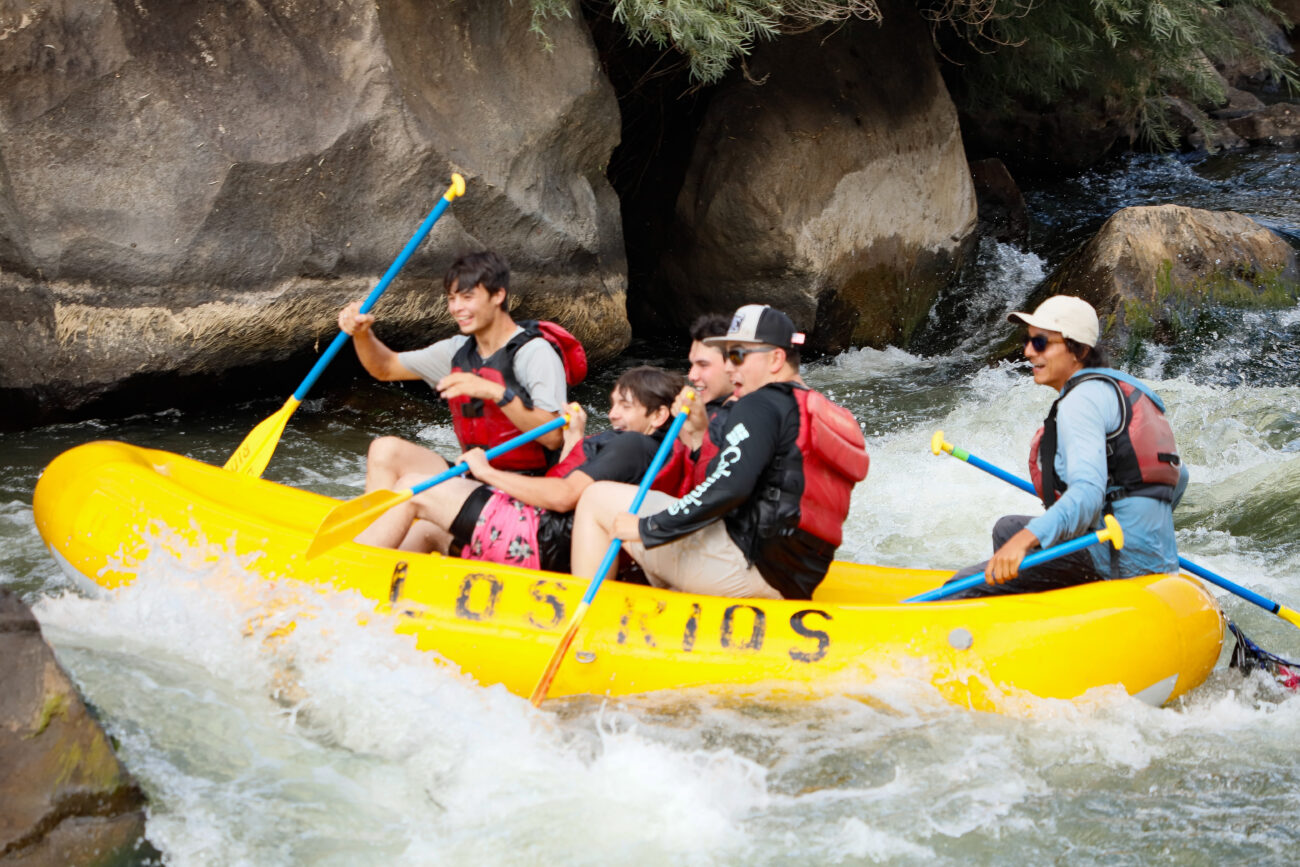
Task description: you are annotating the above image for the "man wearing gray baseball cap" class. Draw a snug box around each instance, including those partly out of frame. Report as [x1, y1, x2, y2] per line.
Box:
[569, 304, 869, 599]
[947, 295, 1189, 597]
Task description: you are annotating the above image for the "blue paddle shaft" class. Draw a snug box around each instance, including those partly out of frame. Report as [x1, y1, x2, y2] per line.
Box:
[408, 414, 570, 496]
[293, 193, 458, 401]
[966, 451, 1037, 497]
[949, 441, 1288, 616]
[1177, 557, 1281, 614]
[582, 409, 692, 606]
[906, 529, 1110, 602]
[904, 530, 1107, 603]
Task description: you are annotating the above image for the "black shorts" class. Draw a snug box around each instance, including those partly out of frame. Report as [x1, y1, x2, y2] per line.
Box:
[449, 485, 494, 553]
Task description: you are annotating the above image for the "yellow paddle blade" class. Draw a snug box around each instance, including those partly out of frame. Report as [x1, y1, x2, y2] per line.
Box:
[224, 397, 301, 477]
[1275, 605, 1300, 630]
[306, 487, 413, 560]
[530, 601, 589, 707]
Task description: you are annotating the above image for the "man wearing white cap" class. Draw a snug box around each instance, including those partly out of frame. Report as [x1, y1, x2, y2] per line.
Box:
[947, 295, 1190, 596]
[570, 304, 869, 599]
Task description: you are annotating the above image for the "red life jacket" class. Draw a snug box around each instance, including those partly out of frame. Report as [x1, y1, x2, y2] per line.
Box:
[668, 383, 868, 600]
[655, 439, 695, 498]
[688, 400, 728, 490]
[788, 386, 870, 548]
[447, 321, 586, 472]
[1029, 370, 1181, 506]
[546, 431, 693, 497]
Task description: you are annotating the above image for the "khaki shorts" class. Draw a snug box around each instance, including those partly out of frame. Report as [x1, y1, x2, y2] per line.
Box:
[623, 491, 783, 600]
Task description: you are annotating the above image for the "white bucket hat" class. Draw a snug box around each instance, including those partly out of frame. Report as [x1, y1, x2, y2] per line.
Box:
[1008, 296, 1099, 347]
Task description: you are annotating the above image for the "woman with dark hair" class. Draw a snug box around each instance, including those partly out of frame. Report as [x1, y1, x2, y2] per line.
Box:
[948, 295, 1189, 597]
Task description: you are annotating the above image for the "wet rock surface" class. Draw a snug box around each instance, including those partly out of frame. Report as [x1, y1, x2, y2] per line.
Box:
[1046, 204, 1300, 352]
[0, 589, 149, 866]
[0, 0, 628, 425]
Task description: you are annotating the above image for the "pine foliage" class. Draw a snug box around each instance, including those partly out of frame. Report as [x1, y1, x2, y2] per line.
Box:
[527, 0, 1295, 144]
[925, 0, 1298, 146]
[529, 0, 881, 84]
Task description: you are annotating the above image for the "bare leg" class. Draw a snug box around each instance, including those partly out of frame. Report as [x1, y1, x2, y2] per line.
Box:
[407, 477, 483, 530]
[365, 436, 450, 493]
[398, 520, 452, 555]
[353, 498, 417, 549]
[354, 473, 480, 550]
[570, 481, 639, 578]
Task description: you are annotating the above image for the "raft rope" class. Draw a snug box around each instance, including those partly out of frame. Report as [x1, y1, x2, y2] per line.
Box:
[1228, 621, 1300, 690]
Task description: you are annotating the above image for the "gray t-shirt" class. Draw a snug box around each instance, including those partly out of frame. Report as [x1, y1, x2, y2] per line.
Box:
[397, 327, 567, 413]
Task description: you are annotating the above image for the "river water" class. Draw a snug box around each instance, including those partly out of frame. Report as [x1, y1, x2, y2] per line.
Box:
[5, 151, 1300, 864]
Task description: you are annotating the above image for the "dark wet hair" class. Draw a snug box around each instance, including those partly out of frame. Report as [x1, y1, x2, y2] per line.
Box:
[444, 251, 510, 307]
[1065, 338, 1109, 368]
[613, 366, 687, 432]
[689, 313, 731, 344]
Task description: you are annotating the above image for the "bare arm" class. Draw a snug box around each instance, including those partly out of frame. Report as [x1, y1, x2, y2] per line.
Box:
[461, 449, 594, 513]
[556, 404, 589, 464]
[985, 527, 1041, 584]
[338, 300, 420, 382]
[674, 387, 706, 452]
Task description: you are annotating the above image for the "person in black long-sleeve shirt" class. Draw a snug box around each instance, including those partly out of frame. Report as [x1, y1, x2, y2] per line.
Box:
[570, 305, 868, 600]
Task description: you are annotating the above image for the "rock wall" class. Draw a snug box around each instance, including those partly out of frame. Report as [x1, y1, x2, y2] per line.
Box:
[657, 2, 977, 352]
[0, 0, 628, 425]
[0, 589, 148, 865]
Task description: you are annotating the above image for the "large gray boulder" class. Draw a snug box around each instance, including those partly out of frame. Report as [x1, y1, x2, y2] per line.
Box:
[657, 0, 977, 352]
[0, 590, 148, 865]
[1046, 204, 1300, 352]
[0, 0, 628, 425]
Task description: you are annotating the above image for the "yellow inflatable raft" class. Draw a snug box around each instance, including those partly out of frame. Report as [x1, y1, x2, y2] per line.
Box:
[33, 441, 1225, 711]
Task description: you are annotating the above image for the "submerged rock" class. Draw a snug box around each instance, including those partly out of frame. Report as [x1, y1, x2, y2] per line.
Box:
[1046, 204, 1300, 353]
[0, 589, 148, 865]
[1226, 102, 1300, 147]
[0, 0, 628, 426]
[969, 158, 1029, 248]
[1158, 96, 1249, 156]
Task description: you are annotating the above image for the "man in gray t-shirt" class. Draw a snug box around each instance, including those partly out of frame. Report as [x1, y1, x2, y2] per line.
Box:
[337, 250, 566, 551]
[396, 333, 564, 414]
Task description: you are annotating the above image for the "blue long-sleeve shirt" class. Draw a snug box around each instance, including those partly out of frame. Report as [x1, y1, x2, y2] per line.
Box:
[1024, 375, 1188, 578]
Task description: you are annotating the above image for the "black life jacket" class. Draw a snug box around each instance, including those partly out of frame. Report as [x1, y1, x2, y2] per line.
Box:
[1030, 369, 1181, 507]
[447, 321, 586, 472]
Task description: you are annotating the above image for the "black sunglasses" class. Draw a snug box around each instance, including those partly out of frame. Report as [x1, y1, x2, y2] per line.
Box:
[726, 345, 776, 365]
[1025, 334, 1062, 353]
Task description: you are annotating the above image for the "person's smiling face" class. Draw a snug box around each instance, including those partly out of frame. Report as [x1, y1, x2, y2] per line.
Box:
[1024, 326, 1083, 391]
[607, 387, 664, 434]
[687, 340, 732, 404]
[445, 283, 505, 336]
